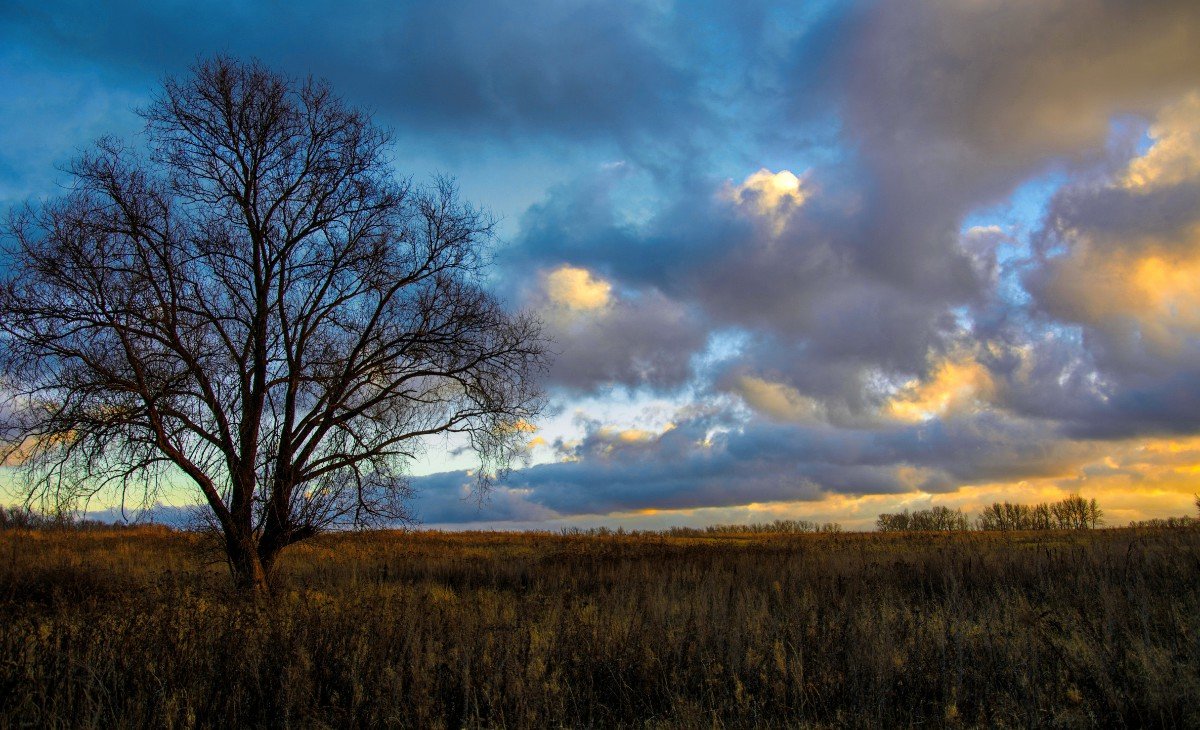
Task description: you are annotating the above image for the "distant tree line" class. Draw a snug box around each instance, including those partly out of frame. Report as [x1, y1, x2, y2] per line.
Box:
[0, 506, 135, 532]
[1127, 516, 1198, 529]
[877, 495, 1108, 532]
[876, 506, 971, 532]
[559, 519, 843, 538]
[976, 494, 1103, 531]
[688, 519, 843, 536]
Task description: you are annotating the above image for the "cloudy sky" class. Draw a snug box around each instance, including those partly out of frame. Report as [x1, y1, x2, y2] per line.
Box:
[3, 0, 1200, 529]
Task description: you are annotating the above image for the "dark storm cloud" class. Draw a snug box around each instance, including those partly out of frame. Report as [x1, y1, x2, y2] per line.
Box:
[502, 166, 737, 288]
[424, 417, 894, 519]
[1038, 180, 1200, 248]
[807, 0, 1200, 163]
[986, 332, 1200, 440]
[405, 471, 560, 524]
[1083, 371, 1200, 439]
[0, 0, 703, 149]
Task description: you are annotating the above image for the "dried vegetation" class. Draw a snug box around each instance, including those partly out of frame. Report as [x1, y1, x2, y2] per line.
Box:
[1, 525, 1198, 727]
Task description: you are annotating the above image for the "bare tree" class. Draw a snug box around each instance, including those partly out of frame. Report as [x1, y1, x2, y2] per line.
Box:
[976, 498, 1101, 531]
[976, 502, 1032, 531]
[876, 506, 969, 532]
[0, 57, 547, 592]
[1049, 494, 1102, 530]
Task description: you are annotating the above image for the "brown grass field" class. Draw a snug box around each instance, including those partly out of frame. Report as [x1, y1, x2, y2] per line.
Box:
[1, 525, 1198, 728]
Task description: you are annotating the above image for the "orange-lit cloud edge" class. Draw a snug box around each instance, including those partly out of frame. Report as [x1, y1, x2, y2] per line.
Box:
[580, 436, 1200, 531]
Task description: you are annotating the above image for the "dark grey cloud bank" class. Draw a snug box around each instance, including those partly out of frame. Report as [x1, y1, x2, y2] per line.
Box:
[408, 408, 1099, 524]
[0, 0, 720, 154]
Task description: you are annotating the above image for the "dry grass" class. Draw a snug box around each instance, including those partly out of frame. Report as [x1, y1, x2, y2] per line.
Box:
[1, 526, 1198, 728]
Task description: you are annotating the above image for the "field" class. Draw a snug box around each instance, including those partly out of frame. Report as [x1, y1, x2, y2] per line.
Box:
[1, 526, 1198, 728]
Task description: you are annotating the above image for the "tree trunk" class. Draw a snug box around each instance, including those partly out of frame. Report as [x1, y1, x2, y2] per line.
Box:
[228, 536, 271, 595]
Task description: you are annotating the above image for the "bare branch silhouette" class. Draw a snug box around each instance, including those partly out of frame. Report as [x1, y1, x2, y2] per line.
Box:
[0, 56, 548, 592]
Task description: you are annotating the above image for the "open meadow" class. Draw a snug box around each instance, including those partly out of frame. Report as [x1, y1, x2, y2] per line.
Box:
[1, 526, 1198, 728]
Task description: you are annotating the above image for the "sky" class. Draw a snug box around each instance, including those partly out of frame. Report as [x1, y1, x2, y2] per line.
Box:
[2, 0, 1200, 530]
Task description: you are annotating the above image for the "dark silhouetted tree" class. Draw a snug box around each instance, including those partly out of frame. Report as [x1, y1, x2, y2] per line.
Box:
[0, 57, 547, 592]
[974, 496, 1103, 531]
[1050, 494, 1102, 529]
[876, 506, 969, 532]
[976, 501, 1054, 531]
[977, 502, 1029, 531]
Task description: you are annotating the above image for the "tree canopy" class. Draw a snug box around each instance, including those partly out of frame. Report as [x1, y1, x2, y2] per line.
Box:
[0, 57, 548, 591]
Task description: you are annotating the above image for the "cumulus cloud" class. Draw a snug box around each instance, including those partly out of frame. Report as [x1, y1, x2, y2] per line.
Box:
[721, 168, 808, 235]
[730, 375, 825, 423]
[542, 265, 613, 312]
[1013, 90, 1200, 439]
[885, 354, 997, 424]
[528, 263, 710, 391]
[510, 160, 968, 385]
[725, 168, 807, 212]
[1121, 92, 1200, 191]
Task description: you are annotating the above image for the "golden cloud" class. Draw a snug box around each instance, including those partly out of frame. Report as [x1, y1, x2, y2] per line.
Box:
[1041, 245, 1200, 356]
[885, 355, 996, 423]
[1033, 93, 1200, 356]
[596, 423, 675, 445]
[722, 168, 808, 235]
[542, 265, 613, 312]
[887, 434, 1200, 525]
[1122, 92, 1200, 191]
